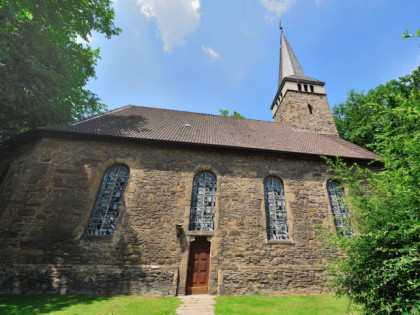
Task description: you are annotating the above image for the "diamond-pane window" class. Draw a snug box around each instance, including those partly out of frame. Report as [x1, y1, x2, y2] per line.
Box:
[264, 176, 288, 240]
[85, 165, 130, 236]
[189, 172, 217, 231]
[327, 180, 353, 236]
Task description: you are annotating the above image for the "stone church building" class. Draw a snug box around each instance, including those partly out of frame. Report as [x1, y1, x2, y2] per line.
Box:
[0, 30, 377, 296]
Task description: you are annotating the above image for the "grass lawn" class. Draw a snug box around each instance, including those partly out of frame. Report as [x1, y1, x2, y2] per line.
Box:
[215, 294, 359, 315]
[0, 294, 180, 315]
[0, 293, 357, 315]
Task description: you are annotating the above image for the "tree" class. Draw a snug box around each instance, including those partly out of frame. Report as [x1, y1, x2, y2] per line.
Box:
[327, 68, 420, 314]
[402, 28, 420, 38]
[0, 1, 121, 142]
[219, 109, 245, 118]
[332, 67, 420, 151]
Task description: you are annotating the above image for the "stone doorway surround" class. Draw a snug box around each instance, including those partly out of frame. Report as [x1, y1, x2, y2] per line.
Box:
[186, 237, 210, 294]
[177, 230, 219, 296]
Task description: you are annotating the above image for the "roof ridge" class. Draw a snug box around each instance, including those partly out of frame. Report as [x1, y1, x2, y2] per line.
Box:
[39, 105, 134, 131]
[71, 105, 133, 126]
[125, 104, 282, 125]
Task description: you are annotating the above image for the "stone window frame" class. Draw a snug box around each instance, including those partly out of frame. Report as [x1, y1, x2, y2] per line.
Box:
[84, 163, 131, 237]
[262, 173, 294, 245]
[188, 170, 218, 232]
[326, 179, 354, 237]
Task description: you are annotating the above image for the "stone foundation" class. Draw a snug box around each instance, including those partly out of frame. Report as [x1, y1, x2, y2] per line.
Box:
[0, 264, 177, 295]
[220, 267, 328, 295]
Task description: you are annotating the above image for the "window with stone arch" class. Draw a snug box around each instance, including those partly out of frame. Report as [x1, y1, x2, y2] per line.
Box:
[264, 176, 288, 240]
[85, 164, 130, 236]
[189, 171, 217, 231]
[327, 179, 354, 236]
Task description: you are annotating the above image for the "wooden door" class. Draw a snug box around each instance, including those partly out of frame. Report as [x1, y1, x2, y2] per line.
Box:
[186, 237, 210, 294]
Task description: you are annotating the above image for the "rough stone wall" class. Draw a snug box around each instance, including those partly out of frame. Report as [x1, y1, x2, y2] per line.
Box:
[0, 264, 176, 295]
[0, 137, 339, 295]
[274, 90, 338, 135]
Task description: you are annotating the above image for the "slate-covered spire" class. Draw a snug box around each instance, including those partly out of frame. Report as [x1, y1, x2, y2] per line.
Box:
[278, 27, 304, 87]
[278, 27, 321, 87]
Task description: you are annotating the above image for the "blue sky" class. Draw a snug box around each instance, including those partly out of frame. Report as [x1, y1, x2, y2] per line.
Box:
[86, 0, 420, 121]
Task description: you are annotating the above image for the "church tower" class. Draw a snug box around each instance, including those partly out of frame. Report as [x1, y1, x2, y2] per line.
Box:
[271, 27, 338, 135]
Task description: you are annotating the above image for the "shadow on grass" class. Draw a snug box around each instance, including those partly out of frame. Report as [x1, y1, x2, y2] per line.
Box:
[0, 294, 112, 315]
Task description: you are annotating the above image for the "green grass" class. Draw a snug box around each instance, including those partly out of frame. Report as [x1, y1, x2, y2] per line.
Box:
[0, 294, 180, 315]
[214, 294, 359, 315]
[0, 294, 358, 315]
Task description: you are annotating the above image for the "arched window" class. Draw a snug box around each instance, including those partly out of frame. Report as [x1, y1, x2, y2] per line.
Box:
[189, 172, 217, 231]
[85, 165, 130, 236]
[297, 83, 302, 91]
[264, 176, 288, 240]
[327, 180, 353, 236]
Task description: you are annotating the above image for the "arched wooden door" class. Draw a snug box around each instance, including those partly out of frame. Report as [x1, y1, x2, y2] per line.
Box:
[186, 237, 210, 294]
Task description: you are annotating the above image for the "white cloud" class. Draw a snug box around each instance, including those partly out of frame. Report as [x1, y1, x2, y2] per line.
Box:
[314, 0, 324, 5]
[232, 70, 246, 81]
[260, 0, 296, 20]
[201, 46, 220, 61]
[137, 0, 201, 52]
[245, 30, 257, 38]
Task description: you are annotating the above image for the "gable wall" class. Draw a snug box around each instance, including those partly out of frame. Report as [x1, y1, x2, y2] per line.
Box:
[0, 137, 339, 295]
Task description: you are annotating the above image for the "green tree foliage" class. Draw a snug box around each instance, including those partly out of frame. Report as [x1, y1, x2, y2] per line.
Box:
[219, 109, 245, 118]
[327, 68, 420, 314]
[332, 67, 420, 151]
[402, 28, 420, 38]
[0, 0, 121, 141]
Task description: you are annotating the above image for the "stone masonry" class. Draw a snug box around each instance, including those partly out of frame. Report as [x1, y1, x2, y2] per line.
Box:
[0, 136, 340, 295]
[274, 90, 338, 135]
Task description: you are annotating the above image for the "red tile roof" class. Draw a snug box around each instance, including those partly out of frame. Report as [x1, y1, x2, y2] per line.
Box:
[45, 105, 378, 160]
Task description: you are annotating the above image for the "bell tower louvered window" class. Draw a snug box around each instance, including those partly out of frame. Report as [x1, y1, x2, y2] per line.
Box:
[85, 165, 130, 236]
[189, 172, 217, 231]
[264, 176, 288, 240]
[327, 180, 353, 236]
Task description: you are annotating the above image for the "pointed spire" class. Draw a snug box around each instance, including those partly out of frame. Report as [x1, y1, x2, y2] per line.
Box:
[278, 26, 305, 87]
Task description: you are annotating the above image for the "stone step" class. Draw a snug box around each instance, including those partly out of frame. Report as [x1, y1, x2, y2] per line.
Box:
[178, 301, 216, 305]
[176, 294, 216, 315]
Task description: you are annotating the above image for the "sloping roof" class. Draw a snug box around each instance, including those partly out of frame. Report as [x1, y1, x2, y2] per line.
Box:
[278, 30, 323, 86]
[44, 105, 378, 161]
[286, 74, 324, 84]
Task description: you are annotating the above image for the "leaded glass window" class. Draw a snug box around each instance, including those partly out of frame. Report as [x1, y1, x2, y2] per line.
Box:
[85, 165, 130, 236]
[327, 180, 353, 236]
[264, 176, 288, 240]
[189, 172, 217, 231]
